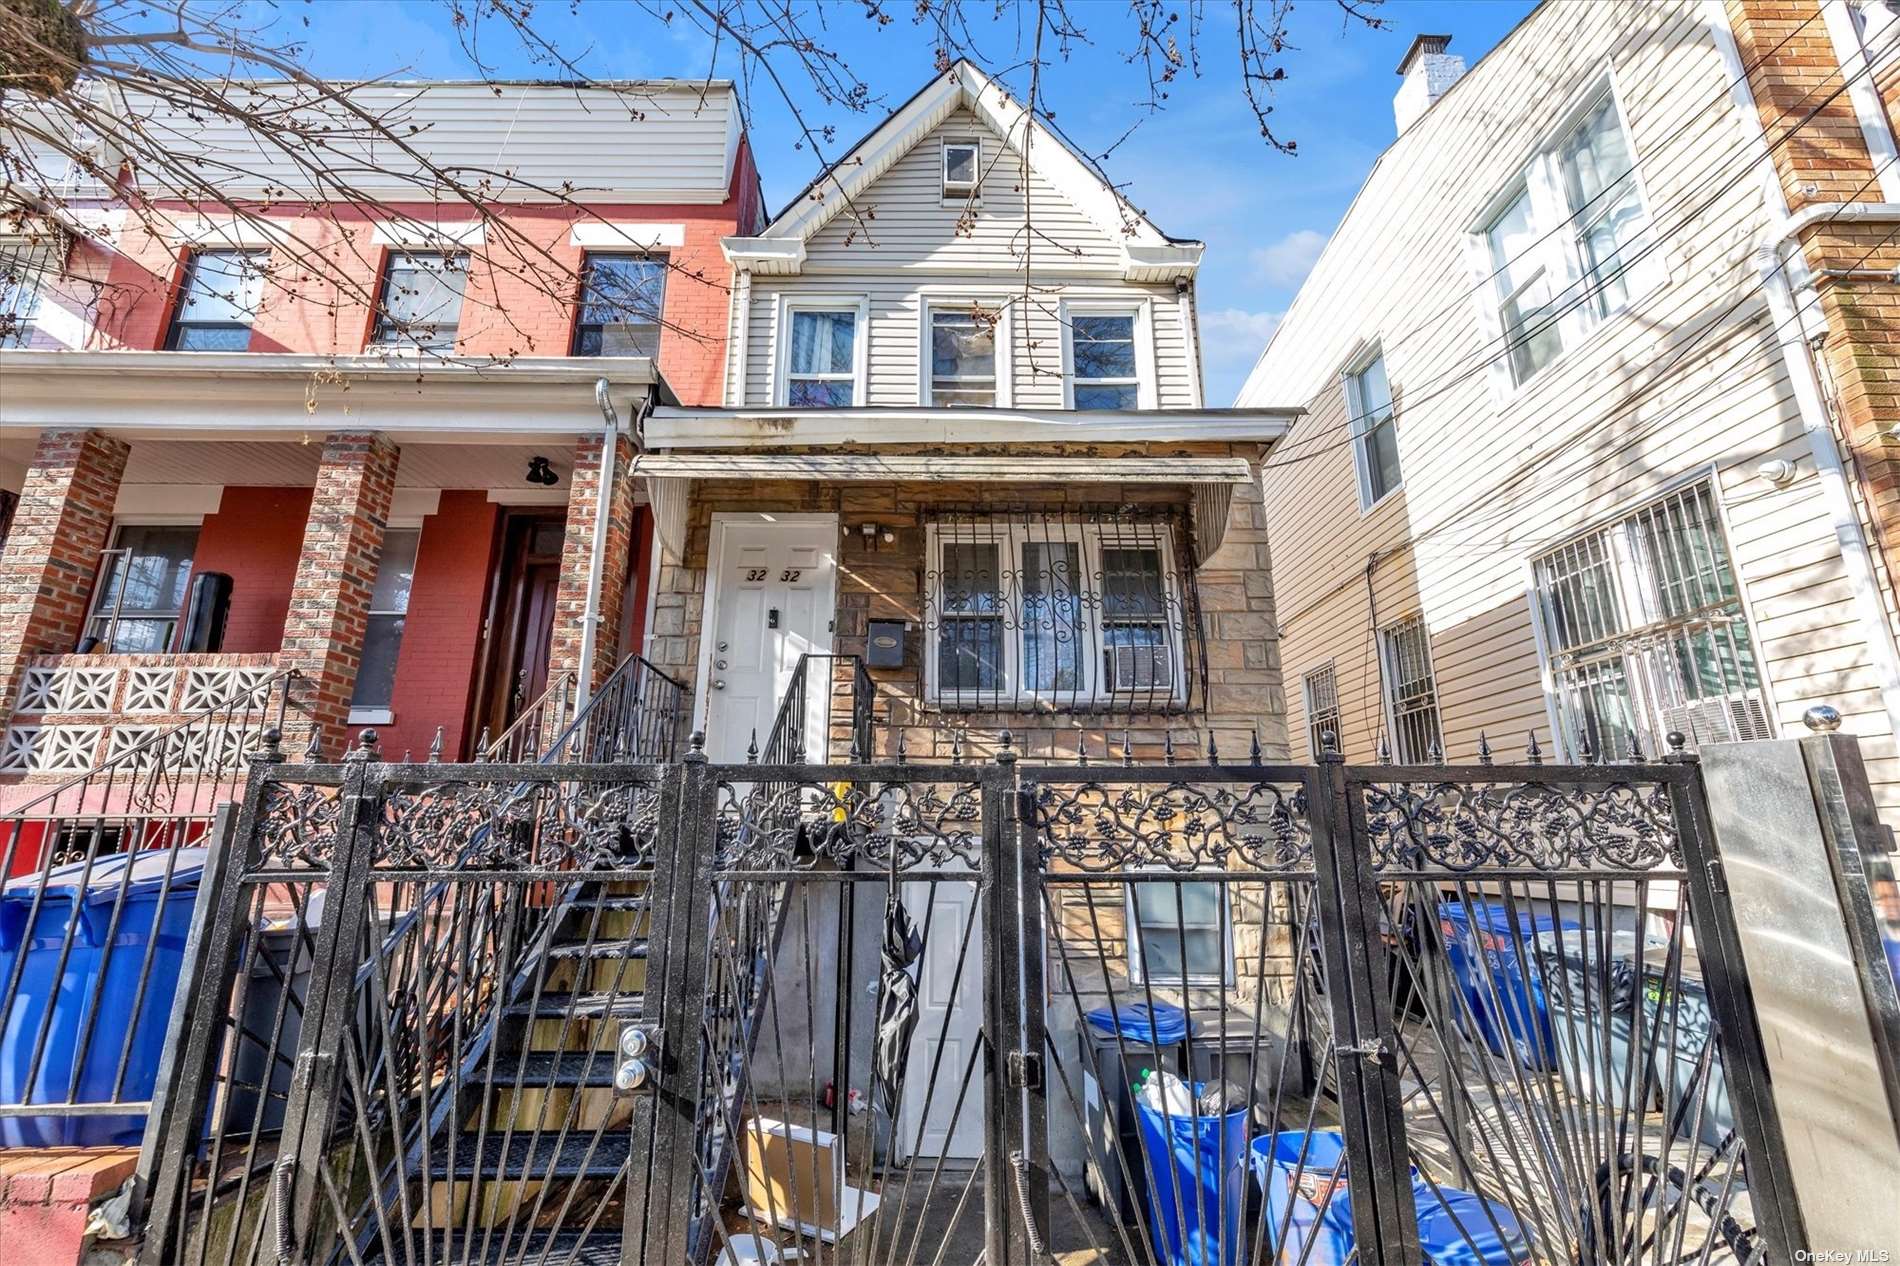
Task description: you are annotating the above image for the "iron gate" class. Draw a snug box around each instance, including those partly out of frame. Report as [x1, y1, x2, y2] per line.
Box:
[143, 737, 1807, 1265]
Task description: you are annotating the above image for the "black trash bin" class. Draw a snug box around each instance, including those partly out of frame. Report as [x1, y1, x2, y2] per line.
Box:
[1080, 1003, 1192, 1220]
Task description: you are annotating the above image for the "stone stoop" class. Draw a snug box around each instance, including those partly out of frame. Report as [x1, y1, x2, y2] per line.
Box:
[0, 1147, 139, 1265]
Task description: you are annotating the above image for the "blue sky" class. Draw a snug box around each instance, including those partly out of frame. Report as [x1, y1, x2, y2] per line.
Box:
[287, 0, 1535, 401]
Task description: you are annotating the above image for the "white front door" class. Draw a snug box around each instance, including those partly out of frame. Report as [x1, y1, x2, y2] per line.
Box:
[898, 879, 986, 1162]
[699, 515, 837, 764]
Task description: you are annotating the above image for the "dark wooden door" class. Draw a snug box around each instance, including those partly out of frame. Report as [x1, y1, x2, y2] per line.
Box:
[473, 511, 567, 751]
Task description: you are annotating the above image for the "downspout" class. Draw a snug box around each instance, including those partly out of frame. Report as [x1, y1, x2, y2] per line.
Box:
[1755, 230, 1900, 739]
[580, 378, 640, 709]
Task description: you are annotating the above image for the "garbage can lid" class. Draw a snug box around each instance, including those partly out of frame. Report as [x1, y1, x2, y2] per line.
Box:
[2, 847, 208, 906]
[1437, 900, 1566, 935]
[1085, 1002, 1192, 1044]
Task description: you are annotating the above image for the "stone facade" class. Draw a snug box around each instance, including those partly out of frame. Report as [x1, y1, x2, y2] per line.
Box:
[647, 441, 1288, 761]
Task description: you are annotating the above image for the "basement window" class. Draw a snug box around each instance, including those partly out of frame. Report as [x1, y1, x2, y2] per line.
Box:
[1127, 881, 1233, 986]
[923, 509, 1203, 713]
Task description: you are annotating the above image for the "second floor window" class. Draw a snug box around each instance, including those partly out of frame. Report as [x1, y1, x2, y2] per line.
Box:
[86, 524, 201, 653]
[573, 254, 667, 356]
[784, 305, 859, 406]
[1480, 84, 1655, 389]
[1069, 311, 1141, 409]
[167, 250, 265, 351]
[926, 305, 998, 406]
[1, 246, 52, 349]
[1346, 351, 1401, 507]
[372, 252, 467, 353]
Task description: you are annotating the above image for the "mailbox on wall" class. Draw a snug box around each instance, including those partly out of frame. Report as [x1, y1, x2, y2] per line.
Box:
[866, 620, 906, 669]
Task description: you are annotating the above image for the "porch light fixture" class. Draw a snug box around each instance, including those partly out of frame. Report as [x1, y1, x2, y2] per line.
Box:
[525, 455, 560, 486]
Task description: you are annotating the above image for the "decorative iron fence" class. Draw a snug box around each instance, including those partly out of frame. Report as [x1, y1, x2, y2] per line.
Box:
[143, 731, 1806, 1266]
[0, 669, 306, 1161]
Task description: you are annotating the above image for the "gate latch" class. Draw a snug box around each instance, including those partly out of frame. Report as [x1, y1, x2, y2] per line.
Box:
[1334, 1036, 1388, 1067]
[1007, 1051, 1043, 1090]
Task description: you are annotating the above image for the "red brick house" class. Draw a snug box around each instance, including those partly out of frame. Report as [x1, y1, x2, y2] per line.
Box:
[0, 81, 762, 791]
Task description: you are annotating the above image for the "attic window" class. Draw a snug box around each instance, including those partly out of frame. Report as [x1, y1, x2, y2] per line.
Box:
[942, 141, 980, 199]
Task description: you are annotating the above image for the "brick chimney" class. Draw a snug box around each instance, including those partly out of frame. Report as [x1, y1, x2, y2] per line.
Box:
[1394, 34, 1465, 134]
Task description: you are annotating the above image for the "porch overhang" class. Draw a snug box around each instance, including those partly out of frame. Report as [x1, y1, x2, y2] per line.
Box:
[646, 404, 1296, 448]
[634, 451, 1257, 567]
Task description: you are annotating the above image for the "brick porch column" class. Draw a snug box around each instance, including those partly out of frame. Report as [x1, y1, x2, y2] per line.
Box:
[549, 431, 638, 693]
[279, 432, 398, 755]
[0, 428, 130, 715]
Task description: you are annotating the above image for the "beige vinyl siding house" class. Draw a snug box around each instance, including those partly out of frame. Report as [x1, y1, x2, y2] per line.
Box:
[1241, 0, 1900, 824]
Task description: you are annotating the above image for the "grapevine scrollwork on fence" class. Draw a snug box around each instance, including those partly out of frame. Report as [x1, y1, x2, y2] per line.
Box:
[372, 777, 663, 869]
[253, 780, 343, 870]
[1026, 780, 1312, 873]
[713, 778, 984, 870]
[1359, 779, 1681, 872]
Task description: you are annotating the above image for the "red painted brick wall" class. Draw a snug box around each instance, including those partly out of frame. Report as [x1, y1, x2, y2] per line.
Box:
[381, 491, 499, 760]
[189, 486, 313, 654]
[71, 139, 759, 407]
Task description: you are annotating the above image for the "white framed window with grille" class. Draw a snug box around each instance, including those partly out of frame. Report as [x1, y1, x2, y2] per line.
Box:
[1380, 615, 1442, 763]
[1344, 348, 1401, 509]
[1470, 76, 1661, 392]
[1532, 480, 1770, 759]
[1302, 661, 1341, 758]
[1126, 880, 1233, 986]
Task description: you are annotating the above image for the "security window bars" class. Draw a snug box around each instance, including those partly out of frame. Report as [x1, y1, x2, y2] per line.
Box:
[1380, 615, 1441, 763]
[942, 140, 980, 198]
[166, 250, 265, 351]
[573, 253, 666, 356]
[1534, 481, 1769, 757]
[1479, 83, 1656, 388]
[1070, 312, 1141, 410]
[1, 245, 54, 349]
[372, 252, 467, 352]
[351, 528, 420, 712]
[784, 305, 859, 406]
[1346, 351, 1401, 507]
[927, 306, 998, 406]
[924, 509, 1203, 713]
[1303, 662, 1340, 758]
[1127, 881, 1232, 985]
[86, 525, 201, 653]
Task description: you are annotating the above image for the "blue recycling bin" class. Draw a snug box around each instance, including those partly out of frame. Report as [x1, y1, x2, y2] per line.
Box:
[1134, 1081, 1250, 1266]
[1087, 1001, 1193, 1046]
[1438, 902, 1572, 1070]
[0, 849, 206, 1146]
[1250, 1130, 1531, 1266]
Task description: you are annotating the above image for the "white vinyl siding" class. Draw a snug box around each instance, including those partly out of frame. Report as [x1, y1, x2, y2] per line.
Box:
[1243, 0, 1900, 820]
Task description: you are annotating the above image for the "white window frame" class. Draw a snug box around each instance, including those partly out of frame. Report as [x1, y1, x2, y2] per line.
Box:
[1378, 614, 1443, 764]
[1059, 298, 1156, 411]
[1528, 476, 1774, 760]
[774, 295, 870, 408]
[349, 525, 423, 723]
[941, 138, 982, 201]
[923, 518, 1186, 709]
[1126, 878, 1235, 987]
[1301, 659, 1341, 759]
[918, 296, 1012, 407]
[1342, 345, 1401, 511]
[1466, 73, 1662, 398]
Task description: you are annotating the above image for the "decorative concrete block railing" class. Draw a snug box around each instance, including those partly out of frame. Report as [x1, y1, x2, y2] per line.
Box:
[2, 653, 281, 775]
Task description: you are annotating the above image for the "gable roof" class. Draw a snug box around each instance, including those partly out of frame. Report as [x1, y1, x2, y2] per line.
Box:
[725, 61, 1201, 281]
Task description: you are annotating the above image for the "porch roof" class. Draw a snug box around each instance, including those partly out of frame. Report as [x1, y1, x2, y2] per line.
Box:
[631, 452, 1255, 483]
[644, 404, 1297, 448]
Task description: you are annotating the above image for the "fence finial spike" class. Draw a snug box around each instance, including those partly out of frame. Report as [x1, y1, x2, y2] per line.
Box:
[1164, 731, 1176, 766]
[745, 729, 758, 764]
[304, 729, 325, 764]
[476, 726, 491, 760]
[1206, 732, 1219, 764]
[1626, 730, 1644, 762]
[347, 728, 378, 762]
[1477, 732, 1493, 766]
[950, 729, 964, 765]
[402, 748, 412, 763]
[1526, 730, 1543, 766]
[1428, 736, 1444, 765]
[1250, 729, 1263, 766]
[996, 729, 1016, 765]
[1376, 734, 1391, 765]
[428, 726, 445, 763]
[1666, 730, 1689, 756]
[260, 727, 284, 763]
[896, 729, 908, 764]
[1123, 729, 1134, 767]
[1075, 733, 1089, 766]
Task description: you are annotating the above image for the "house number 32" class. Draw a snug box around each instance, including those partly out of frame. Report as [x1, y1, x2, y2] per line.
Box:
[743, 568, 803, 582]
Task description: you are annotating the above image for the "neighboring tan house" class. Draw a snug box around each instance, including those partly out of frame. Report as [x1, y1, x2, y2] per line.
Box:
[0, 80, 762, 785]
[637, 60, 1296, 772]
[1239, 0, 1900, 827]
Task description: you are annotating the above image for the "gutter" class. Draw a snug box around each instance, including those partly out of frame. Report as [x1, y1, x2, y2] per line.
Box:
[1755, 207, 1900, 738]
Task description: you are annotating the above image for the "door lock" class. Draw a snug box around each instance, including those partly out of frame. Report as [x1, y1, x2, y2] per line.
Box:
[716, 658, 728, 670]
[768, 608, 780, 629]
[718, 641, 729, 652]
[712, 680, 726, 691]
